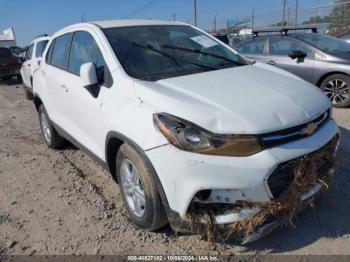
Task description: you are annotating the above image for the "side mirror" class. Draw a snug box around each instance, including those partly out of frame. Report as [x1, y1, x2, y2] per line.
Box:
[288, 50, 307, 60]
[80, 62, 98, 87]
[80, 62, 99, 98]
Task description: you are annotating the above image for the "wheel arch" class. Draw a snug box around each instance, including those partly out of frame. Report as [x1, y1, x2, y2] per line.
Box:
[105, 131, 172, 215]
[33, 95, 43, 111]
[317, 71, 350, 87]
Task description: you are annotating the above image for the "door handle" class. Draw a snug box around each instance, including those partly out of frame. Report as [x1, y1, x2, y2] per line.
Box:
[267, 60, 276, 65]
[61, 84, 68, 92]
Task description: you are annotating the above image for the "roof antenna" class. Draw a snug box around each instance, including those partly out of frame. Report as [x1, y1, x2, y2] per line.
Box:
[81, 12, 86, 22]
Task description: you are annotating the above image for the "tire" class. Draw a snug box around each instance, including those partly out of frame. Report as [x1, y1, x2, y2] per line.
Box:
[320, 74, 350, 108]
[17, 74, 22, 82]
[38, 104, 66, 149]
[116, 144, 168, 231]
[24, 87, 33, 100]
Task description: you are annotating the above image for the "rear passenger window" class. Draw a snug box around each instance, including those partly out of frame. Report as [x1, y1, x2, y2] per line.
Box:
[237, 39, 265, 55]
[50, 34, 71, 69]
[35, 40, 49, 58]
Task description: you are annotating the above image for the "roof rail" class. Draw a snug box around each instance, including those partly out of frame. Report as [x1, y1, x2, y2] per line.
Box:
[32, 33, 48, 40]
[253, 26, 317, 37]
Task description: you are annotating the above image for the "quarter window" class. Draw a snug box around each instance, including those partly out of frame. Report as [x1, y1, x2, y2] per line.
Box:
[25, 45, 34, 61]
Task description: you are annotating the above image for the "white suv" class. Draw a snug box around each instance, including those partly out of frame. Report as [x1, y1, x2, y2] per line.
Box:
[33, 20, 339, 243]
[21, 35, 50, 99]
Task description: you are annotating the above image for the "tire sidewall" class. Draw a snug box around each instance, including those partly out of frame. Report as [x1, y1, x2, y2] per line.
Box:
[116, 144, 166, 230]
[38, 105, 54, 146]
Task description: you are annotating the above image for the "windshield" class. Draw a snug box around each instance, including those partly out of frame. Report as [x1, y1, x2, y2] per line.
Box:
[295, 34, 350, 54]
[0, 48, 12, 58]
[103, 25, 247, 81]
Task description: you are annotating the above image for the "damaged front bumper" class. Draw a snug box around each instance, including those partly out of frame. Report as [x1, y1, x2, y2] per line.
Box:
[166, 135, 339, 244]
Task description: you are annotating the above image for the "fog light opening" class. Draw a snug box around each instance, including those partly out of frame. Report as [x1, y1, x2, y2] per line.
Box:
[194, 190, 212, 202]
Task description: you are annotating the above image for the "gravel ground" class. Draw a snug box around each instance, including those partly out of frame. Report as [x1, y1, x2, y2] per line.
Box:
[0, 79, 349, 256]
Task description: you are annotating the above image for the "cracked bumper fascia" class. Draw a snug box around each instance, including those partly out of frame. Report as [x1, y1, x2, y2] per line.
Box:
[146, 119, 339, 218]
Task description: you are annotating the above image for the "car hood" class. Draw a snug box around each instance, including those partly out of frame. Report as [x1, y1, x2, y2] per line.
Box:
[133, 63, 330, 134]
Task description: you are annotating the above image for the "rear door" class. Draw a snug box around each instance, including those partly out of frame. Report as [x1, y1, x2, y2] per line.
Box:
[41, 33, 73, 129]
[235, 38, 267, 62]
[21, 44, 34, 87]
[267, 36, 315, 82]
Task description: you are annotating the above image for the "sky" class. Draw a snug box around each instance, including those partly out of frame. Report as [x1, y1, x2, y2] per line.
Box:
[0, 0, 335, 46]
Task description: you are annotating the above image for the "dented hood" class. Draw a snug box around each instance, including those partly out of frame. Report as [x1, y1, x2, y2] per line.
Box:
[134, 63, 330, 134]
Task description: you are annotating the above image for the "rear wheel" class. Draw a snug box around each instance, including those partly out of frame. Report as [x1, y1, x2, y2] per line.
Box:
[38, 104, 66, 149]
[24, 87, 33, 100]
[321, 74, 350, 108]
[17, 74, 22, 82]
[116, 144, 168, 231]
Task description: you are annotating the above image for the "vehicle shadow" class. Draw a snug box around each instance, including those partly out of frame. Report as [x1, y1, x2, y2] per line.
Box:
[238, 125, 350, 253]
[0, 78, 22, 87]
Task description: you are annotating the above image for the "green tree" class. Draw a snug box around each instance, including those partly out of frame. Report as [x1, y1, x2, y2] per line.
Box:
[329, 0, 350, 34]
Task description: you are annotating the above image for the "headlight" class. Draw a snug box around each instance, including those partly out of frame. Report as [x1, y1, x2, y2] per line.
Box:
[153, 113, 262, 157]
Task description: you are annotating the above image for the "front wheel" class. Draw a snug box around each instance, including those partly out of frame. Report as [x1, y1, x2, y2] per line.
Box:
[321, 74, 350, 108]
[38, 105, 66, 149]
[116, 144, 168, 231]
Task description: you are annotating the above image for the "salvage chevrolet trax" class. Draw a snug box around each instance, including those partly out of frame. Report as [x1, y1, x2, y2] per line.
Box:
[33, 20, 339, 243]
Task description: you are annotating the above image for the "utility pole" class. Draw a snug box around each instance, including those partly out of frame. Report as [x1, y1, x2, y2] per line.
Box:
[193, 0, 197, 27]
[282, 0, 287, 29]
[251, 8, 255, 31]
[214, 14, 217, 32]
[173, 12, 176, 21]
[287, 7, 291, 27]
[295, 0, 299, 27]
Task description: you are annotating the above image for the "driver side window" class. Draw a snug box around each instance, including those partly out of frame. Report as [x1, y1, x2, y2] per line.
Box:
[269, 38, 299, 56]
[68, 31, 111, 87]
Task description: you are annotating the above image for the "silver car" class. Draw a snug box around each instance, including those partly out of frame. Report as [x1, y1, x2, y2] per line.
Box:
[236, 32, 350, 108]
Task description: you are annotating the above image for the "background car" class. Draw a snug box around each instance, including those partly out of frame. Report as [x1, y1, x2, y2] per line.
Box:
[210, 32, 229, 45]
[337, 31, 350, 44]
[21, 35, 50, 99]
[235, 28, 350, 108]
[0, 47, 22, 81]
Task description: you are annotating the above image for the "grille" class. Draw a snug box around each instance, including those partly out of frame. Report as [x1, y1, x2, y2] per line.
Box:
[261, 109, 331, 148]
[267, 135, 338, 199]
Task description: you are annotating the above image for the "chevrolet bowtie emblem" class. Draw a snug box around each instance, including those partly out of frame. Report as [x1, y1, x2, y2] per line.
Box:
[302, 122, 318, 135]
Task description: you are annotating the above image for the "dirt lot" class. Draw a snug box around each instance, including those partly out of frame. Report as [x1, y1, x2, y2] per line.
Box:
[0, 79, 350, 256]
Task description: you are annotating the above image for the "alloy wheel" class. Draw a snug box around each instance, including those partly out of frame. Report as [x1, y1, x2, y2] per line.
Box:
[120, 159, 146, 217]
[40, 111, 52, 143]
[324, 79, 349, 105]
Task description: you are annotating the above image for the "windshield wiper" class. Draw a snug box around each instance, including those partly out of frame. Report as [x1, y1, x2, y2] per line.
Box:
[132, 42, 180, 66]
[132, 42, 219, 70]
[163, 44, 243, 66]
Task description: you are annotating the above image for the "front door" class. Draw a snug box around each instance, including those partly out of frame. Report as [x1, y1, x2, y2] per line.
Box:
[60, 31, 111, 159]
[267, 37, 315, 83]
